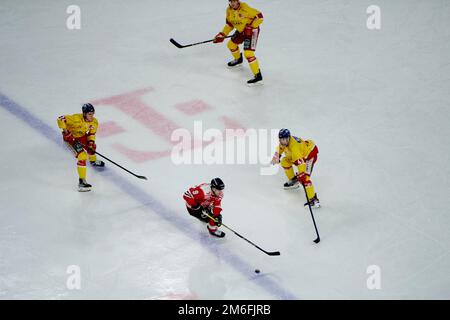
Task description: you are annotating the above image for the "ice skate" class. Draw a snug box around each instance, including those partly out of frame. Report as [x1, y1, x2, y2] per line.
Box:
[78, 179, 92, 192]
[90, 160, 105, 167]
[247, 71, 263, 86]
[207, 225, 225, 238]
[304, 194, 321, 208]
[227, 53, 243, 67]
[283, 177, 299, 190]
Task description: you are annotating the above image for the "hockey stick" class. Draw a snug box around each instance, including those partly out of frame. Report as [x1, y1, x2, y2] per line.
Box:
[204, 213, 281, 256]
[302, 184, 320, 243]
[93, 150, 148, 180]
[169, 35, 232, 49]
[75, 142, 148, 180]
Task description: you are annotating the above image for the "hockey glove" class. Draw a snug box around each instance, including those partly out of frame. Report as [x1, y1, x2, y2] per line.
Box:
[203, 206, 212, 216]
[87, 140, 96, 152]
[213, 32, 225, 43]
[62, 130, 74, 143]
[271, 152, 280, 165]
[215, 214, 223, 227]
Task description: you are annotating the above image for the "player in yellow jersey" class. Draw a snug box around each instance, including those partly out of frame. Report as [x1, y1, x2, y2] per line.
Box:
[213, 0, 264, 85]
[271, 129, 321, 208]
[57, 103, 105, 192]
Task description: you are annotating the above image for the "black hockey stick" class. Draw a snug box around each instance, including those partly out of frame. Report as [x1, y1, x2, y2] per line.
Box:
[302, 184, 320, 243]
[93, 150, 148, 180]
[204, 213, 280, 256]
[169, 35, 232, 49]
[76, 142, 148, 180]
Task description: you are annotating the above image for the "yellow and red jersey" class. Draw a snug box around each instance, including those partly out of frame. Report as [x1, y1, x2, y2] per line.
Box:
[183, 183, 223, 216]
[57, 113, 98, 141]
[221, 2, 264, 35]
[276, 136, 316, 164]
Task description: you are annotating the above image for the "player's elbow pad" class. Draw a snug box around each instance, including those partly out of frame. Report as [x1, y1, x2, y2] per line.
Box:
[253, 20, 263, 28]
[252, 13, 263, 28]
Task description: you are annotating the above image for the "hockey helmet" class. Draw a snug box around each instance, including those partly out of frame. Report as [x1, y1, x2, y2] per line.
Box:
[278, 128, 291, 139]
[211, 178, 225, 190]
[82, 103, 95, 114]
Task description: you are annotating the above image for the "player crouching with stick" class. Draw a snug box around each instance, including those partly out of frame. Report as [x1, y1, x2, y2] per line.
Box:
[183, 178, 226, 238]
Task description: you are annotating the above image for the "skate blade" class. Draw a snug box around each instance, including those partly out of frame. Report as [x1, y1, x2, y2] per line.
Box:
[283, 184, 300, 190]
[227, 64, 243, 69]
[246, 80, 264, 87]
[78, 187, 92, 192]
[209, 232, 226, 238]
[90, 162, 105, 169]
[304, 203, 321, 209]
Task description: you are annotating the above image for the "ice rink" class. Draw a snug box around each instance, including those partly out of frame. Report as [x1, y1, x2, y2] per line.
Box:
[1, 0, 449, 299]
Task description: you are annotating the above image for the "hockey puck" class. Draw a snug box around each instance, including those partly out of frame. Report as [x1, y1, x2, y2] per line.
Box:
[254, 269, 260, 274]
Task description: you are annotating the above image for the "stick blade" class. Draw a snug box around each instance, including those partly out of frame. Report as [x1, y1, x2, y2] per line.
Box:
[169, 38, 184, 48]
[313, 237, 320, 244]
[267, 251, 281, 256]
[137, 175, 148, 180]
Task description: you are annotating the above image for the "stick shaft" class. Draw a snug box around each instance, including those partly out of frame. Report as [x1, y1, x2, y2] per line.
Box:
[204, 213, 280, 256]
[302, 184, 320, 243]
[75, 141, 147, 180]
[170, 35, 232, 48]
[93, 150, 146, 179]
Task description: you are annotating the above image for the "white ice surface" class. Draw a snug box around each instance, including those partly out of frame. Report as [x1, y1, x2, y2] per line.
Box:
[0, 0, 449, 299]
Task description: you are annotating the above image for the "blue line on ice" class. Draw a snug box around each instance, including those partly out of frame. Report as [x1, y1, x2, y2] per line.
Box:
[0, 92, 298, 299]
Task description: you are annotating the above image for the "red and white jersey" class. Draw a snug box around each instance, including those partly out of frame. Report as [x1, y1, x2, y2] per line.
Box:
[183, 183, 223, 216]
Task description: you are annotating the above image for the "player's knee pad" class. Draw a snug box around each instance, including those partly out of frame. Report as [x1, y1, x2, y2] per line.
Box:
[244, 50, 256, 62]
[77, 151, 87, 161]
[302, 177, 312, 186]
[227, 40, 239, 51]
[77, 159, 86, 167]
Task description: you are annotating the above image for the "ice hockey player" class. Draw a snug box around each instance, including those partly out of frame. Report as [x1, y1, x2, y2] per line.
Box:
[271, 129, 321, 208]
[183, 178, 226, 238]
[213, 0, 264, 85]
[57, 103, 105, 192]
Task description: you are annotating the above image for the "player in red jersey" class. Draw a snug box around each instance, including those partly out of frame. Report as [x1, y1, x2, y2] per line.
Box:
[183, 178, 226, 238]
